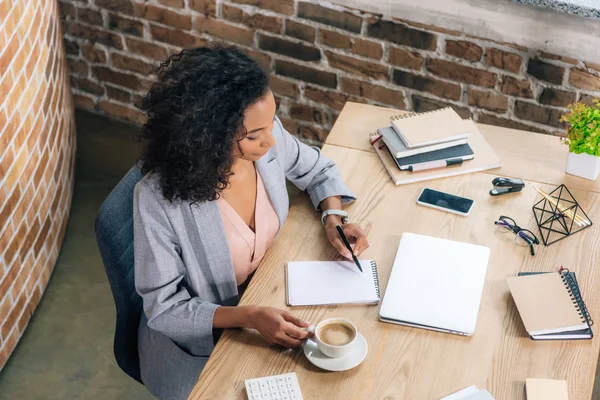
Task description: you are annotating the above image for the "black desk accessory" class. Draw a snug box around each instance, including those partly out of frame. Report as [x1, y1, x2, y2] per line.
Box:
[532, 184, 592, 246]
[489, 177, 524, 196]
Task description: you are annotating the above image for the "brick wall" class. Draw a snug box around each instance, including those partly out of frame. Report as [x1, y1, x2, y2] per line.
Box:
[0, 0, 76, 369]
[59, 0, 600, 143]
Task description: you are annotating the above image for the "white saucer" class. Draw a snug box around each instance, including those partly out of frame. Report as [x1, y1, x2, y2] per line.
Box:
[303, 333, 368, 372]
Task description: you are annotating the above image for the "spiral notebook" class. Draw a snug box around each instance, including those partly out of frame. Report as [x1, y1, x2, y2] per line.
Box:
[390, 107, 471, 148]
[507, 270, 593, 340]
[285, 260, 380, 306]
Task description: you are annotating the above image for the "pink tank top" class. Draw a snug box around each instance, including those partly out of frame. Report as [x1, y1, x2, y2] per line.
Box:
[217, 169, 280, 286]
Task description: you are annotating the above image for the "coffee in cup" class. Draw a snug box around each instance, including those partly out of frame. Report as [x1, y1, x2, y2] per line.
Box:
[307, 318, 358, 358]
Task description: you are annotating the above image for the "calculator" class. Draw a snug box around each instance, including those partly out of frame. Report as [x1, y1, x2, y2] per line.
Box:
[244, 372, 304, 400]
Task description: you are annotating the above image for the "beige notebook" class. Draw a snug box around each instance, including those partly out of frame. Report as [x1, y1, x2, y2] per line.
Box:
[370, 120, 501, 185]
[525, 378, 569, 400]
[390, 107, 470, 148]
[507, 273, 589, 336]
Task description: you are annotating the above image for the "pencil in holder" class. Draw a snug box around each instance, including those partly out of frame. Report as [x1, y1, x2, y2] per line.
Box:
[532, 184, 592, 246]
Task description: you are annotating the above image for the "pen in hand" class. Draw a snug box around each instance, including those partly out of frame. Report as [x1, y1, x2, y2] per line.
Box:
[336, 225, 363, 273]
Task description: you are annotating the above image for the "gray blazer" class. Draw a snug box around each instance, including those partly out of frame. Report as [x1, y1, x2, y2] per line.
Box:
[133, 116, 355, 399]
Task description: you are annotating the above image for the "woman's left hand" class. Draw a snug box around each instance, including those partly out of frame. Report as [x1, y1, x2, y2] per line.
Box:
[325, 222, 369, 260]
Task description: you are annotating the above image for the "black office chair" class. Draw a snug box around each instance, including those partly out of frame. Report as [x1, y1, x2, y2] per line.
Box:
[95, 165, 144, 384]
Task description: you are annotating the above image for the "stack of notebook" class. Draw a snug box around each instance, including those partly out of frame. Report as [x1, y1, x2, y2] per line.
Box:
[371, 107, 501, 185]
[507, 270, 593, 340]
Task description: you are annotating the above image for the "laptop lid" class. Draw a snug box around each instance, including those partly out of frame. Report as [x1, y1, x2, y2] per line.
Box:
[379, 233, 490, 335]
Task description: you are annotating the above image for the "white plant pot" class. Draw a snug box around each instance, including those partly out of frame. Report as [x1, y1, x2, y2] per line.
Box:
[566, 152, 600, 180]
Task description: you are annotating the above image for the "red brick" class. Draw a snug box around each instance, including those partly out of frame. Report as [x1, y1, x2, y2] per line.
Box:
[135, 4, 191, 30]
[189, 0, 216, 16]
[107, 13, 145, 36]
[514, 100, 565, 128]
[353, 39, 383, 60]
[59, 1, 77, 20]
[1, 290, 27, 338]
[477, 113, 548, 133]
[112, 53, 156, 75]
[304, 86, 365, 110]
[290, 103, 329, 125]
[527, 59, 564, 84]
[222, 4, 282, 34]
[285, 20, 315, 43]
[585, 62, 600, 72]
[342, 78, 405, 108]
[194, 16, 254, 46]
[67, 22, 123, 49]
[578, 94, 599, 106]
[539, 88, 576, 108]
[485, 48, 522, 74]
[412, 95, 472, 119]
[325, 51, 388, 80]
[320, 29, 351, 49]
[243, 49, 272, 71]
[92, 66, 141, 90]
[299, 125, 328, 142]
[388, 47, 422, 70]
[157, 0, 184, 8]
[269, 76, 299, 98]
[367, 18, 436, 51]
[297, 2, 361, 33]
[427, 58, 497, 88]
[126, 38, 168, 61]
[73, 77, 105, 95]
[278, 117, 300, 136]
[569, 69, 600, 91]
[392, 70, 461, 101]
[393, 17, 462, 36]
[99, 100, 147, 125]
[540, 51, 578, 65]
[77, 6, 103, 26]
[95, 0, 134, 14]
[150, 24, 205, 47]
[445, 40, 482, 62]
[467, 88, 508, 112]
[63, 38, 80, 56]
[259, 34, 320, 62]
[66, 58, 88, 75]
[231, 0, 294, 16]
[275, 60, 336, 89]
[107, 84, 132, 103]
[500, 76, 533, 98]
[81, 43, 107, 64]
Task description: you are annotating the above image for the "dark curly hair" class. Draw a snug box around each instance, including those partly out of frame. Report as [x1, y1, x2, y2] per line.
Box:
[138, 45, 270, 203]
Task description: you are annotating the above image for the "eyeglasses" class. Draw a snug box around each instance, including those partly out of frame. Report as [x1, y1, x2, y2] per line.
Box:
[494, 215, 539, 256]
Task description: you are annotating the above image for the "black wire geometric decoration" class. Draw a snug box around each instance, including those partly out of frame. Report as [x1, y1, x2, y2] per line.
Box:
[532, 184, 593, 246]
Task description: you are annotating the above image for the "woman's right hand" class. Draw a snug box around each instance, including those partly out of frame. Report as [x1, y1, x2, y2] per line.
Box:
[247, 306, 311, 348]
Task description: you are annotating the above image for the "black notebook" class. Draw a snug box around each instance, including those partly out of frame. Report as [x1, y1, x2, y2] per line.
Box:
[388, 143, 474, 170]
[518, 270, 593, 340]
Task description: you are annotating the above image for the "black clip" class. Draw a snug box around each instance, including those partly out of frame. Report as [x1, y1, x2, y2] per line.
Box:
[490, 177, 524, 196]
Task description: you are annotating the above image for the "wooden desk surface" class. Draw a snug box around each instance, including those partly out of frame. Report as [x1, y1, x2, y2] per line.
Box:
[190, 145, 600, 400]
[326, 102, 600, 194]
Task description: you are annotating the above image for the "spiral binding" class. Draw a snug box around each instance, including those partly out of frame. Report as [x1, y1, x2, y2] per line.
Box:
[560, 268, 594, 326]
[370, 260, 380, 298]
[390, 107, 451, 121]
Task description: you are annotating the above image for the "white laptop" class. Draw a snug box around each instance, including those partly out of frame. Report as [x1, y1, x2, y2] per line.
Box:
[379, 233, 490, 335]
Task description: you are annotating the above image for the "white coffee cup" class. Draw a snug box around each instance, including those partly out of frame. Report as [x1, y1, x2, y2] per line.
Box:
[307, 318, 358, 358]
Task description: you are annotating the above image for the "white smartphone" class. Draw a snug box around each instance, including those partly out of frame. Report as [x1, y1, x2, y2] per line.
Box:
[416, 188, 475, 216]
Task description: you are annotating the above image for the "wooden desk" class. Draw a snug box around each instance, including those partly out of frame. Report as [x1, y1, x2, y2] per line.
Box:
[326, 102, 600, 194]
[190, 144, 600, 400]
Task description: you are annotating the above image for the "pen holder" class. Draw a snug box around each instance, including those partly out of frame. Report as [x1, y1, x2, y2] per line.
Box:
[532, 184, 592, 246]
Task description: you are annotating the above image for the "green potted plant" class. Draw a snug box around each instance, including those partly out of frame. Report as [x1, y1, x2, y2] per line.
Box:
[561, 98, 600, 180]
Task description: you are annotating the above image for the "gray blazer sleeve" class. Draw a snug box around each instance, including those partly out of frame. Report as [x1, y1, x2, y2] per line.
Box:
[133, 180, 219, 354]
[274, 117, 356, 210]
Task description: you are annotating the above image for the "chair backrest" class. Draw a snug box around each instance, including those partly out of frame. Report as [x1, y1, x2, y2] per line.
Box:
[95, 165, 144, 384]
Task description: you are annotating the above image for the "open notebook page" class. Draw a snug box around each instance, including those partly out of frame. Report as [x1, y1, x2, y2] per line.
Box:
[286, 260, 379, 306]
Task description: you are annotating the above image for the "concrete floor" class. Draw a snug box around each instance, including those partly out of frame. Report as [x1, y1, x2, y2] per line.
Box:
[0, 110, 599, 399]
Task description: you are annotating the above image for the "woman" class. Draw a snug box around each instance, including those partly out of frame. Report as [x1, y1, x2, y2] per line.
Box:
[133, 45, 369, 399]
